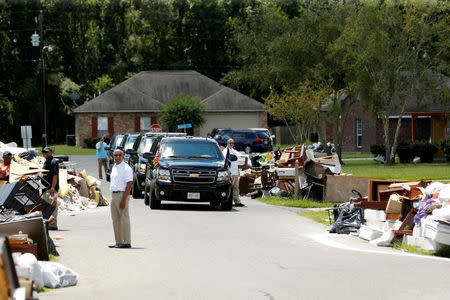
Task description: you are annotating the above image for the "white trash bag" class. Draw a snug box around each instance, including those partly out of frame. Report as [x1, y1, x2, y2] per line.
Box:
[38, 261, 79, 288]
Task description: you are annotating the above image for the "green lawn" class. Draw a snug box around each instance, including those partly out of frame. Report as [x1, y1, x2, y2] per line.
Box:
[258, 196, 336, 208]
[297, 211, 332, 225]
[342, 159, 450, 180]
[40, 145, 96, 156]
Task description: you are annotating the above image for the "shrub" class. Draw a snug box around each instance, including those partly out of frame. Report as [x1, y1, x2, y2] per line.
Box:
[84, 137, 98, 149]
[396, 140, 414, 163]
[370, 144, 385, 157]
[412, 140, 438, 163]
[440, 137, 450, 162]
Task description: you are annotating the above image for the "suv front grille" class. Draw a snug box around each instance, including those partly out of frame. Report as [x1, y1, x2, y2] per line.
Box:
[172, 169, 216, 184]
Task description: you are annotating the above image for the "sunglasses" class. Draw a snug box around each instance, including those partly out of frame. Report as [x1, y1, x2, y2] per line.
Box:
[228, 142, 234, 144]
[113, 154, 123, 157]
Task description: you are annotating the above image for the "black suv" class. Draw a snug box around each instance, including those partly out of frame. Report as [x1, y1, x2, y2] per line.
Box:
[214, 129, 273, 154]
[143, 137, 233, 210]
[127, 132, 186, 199]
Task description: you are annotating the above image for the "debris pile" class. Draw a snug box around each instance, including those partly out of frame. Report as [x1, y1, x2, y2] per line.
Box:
[331, 180, 450, 252]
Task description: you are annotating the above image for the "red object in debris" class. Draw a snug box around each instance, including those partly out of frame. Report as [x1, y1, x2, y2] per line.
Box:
[150, 124, 162, 132]
[254, 138, 263, 142]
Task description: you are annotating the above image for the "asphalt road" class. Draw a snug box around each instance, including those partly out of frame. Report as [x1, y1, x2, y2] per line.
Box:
[39, 156, 450, 300]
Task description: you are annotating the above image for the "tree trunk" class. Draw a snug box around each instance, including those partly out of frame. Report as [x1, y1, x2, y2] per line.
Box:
[382, 115, 393, 165]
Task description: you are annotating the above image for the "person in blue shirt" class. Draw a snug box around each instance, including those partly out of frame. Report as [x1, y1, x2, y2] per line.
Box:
[96, 137, 108, 179]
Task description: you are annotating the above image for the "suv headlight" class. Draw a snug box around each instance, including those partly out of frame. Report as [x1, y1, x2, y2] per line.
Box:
[217, 170, 230, 182]
[138, 163, 146, 173]
[157, 168, 171, 183]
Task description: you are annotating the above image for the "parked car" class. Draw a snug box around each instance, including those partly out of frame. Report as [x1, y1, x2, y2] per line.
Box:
[247, 128, 275, 145]
[143, 136, 233, 210]
[214, 129, 273, 153]
[208, 128, 231, 138]
[105, 133, 126, 181]
[127, 132, 186, 199]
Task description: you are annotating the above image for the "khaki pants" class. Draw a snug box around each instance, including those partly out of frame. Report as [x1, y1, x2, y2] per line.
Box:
[110, 191, 131, 245]
[43, 191, 58, 227]
[231, 175, 241, 205]
[98, 158, 107, 179]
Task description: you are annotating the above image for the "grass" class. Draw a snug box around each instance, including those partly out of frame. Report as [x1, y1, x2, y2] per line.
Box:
[38, 144, 96, 156]
[258, 195, 336, 208]
[297, 210, 332, 225]
[341, 159, 450, 180]
[392, 241, 434, 256]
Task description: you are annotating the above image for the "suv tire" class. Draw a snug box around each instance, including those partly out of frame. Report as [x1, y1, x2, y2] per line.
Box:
[150, 189, 160, 209]
[244, 145, 252, 154]
[132, 180, 142, 199]
[221, 195, 233, 211]
[144, 184, 150, 205]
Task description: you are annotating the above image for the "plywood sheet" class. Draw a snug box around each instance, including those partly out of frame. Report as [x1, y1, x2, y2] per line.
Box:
[325, 175, 369, 203]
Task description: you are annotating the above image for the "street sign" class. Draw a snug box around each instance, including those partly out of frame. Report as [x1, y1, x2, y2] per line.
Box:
[150, 124, 162, 132]
[177, 124, 192, 129]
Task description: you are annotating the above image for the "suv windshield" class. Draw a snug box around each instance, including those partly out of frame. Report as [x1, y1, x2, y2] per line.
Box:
[160, 141, 222, 160]
[125, 135, 138, 150]
[138, 137, 154, 154]
[112, 135, 123, 149]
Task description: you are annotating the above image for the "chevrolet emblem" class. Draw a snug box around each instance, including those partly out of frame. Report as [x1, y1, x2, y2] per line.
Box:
[189, 174, 199, 178]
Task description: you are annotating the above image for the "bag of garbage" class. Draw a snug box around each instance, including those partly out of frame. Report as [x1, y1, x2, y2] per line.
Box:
[18, 150, 39, 161]
[38, 261, 78, 288]
[330, 203, 363, 234]
[16, 253, 44, 290]
[249, 190, 263, 199]
[269, 187, 288, 197]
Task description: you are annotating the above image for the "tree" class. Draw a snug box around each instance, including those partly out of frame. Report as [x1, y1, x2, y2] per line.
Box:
[264, 81, 328, 144]
[334, 0, 449, 165]
[160, 94, 206, 133]
[93, 74, 115, 94]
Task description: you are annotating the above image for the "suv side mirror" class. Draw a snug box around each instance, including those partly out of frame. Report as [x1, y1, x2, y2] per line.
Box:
[105, 146, 111, 151]
[215, 135, 221, 140]
[126, 149, 137, 155]
[229, 154, 238, 162]
[143, 152, 155, 159]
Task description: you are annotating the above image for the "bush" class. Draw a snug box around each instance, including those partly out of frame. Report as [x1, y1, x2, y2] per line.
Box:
[370, 144, 385, 157]
[412, 140, 438, 163]
[440, 137, 450, 162]
[84, 137, 98, 149]
[396, 140, 414, 163]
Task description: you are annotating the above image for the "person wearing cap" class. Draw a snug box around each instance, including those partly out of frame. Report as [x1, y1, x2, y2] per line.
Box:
[96, 137, 108, 179]
[109, 148, 133, 249]
[0, 151, 12, 182]
[42, 147, 60, 230]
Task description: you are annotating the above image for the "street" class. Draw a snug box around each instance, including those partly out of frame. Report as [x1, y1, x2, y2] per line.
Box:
[40, 156, 450, 299]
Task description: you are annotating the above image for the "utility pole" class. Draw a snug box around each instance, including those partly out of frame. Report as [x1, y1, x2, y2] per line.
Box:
[39, 10, 48, 148]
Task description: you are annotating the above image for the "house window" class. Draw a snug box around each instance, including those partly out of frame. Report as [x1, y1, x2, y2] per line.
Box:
[140, 117, 151, 131]
[98, 117, 108, 137]
[356, 118, 362, 148]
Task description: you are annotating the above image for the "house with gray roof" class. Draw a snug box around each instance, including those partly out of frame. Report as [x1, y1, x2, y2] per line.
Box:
[73, 70, 267, 146]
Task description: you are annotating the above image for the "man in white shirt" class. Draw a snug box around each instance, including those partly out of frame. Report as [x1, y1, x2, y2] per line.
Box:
[222, 138, 245, 207]
[109, 149, 133, 248]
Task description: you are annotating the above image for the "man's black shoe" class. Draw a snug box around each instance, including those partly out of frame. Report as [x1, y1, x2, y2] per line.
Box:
[234, 203, 245, 207]
[117, 244, 131, 249]
[48, 226, 58, 231]
[108, 244, 117, 248]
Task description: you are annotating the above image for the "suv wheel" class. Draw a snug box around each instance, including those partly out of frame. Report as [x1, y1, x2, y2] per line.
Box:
[132, 180, 142, 199]
[144, 184, 150, 205]
[244, 145, 252, 154]
[150, 189, 160, 209]
[221, 195, 233, 211]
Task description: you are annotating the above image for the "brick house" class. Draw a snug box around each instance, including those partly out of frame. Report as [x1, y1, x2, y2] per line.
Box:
[73, 71, 267, 146]
[320, 93, 449, 153]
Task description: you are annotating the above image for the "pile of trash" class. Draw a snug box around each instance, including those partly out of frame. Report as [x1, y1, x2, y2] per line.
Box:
[237, 144, 341, 200]
[330, 181, 450, 252]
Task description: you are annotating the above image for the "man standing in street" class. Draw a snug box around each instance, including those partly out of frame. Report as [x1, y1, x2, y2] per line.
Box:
[96, 137, 107, 179]
[42, 147, 59, 230]
[222, 138, 245, 207]
[0, 151, 12, 182]
[103, 132, 111, 145]
[109, 149, 133, 249]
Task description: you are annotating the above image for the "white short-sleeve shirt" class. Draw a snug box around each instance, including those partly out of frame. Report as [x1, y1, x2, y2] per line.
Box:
[110, 161, 133, 191]
[222, 147, 240, 176]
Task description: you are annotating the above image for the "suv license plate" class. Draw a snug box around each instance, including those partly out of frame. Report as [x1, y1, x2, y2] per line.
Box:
[187, 192, 200, 199]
